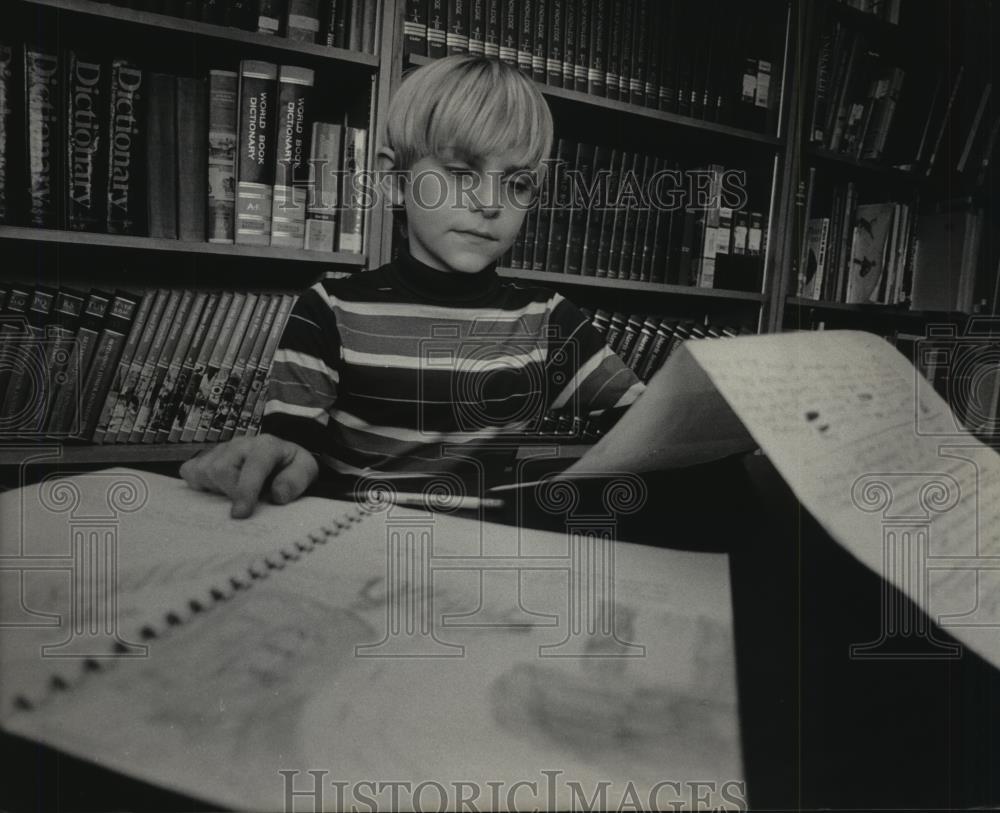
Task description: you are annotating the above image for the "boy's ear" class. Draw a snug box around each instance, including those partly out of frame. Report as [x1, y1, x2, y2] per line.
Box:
[376, 146, 406, 209]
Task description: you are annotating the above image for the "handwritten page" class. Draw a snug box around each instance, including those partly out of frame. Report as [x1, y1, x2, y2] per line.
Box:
[581, 329, 1000, 673]
[0, 468, 742, 811]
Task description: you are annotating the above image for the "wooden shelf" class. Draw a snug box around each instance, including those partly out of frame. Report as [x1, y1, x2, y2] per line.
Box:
[0, 226, 368, 267]
[499, 267, 764, 302]
[407, 55, 783, 149]
[14, 0, 379, 67]
[0, 443, 205, 467]
[786, 296, 968, 319]
[806, 146, 918, 181]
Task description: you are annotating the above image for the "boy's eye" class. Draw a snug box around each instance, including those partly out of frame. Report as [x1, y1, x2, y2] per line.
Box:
[446, 166, 475, 177]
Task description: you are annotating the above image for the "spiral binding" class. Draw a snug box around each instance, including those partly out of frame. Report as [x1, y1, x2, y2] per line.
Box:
[10, 504, 371, 714]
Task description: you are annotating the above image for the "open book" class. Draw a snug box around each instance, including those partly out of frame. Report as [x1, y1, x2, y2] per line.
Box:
[0, 469, 741, 810]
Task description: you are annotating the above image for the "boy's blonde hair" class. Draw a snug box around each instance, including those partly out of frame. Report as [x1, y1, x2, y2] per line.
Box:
[384, 55, 554, 182]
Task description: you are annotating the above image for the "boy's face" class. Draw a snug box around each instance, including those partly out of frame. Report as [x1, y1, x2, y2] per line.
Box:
[397, 147, 538, 274]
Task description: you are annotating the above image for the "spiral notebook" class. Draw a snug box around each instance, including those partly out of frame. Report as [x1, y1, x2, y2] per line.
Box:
[0, 468, 742, 811]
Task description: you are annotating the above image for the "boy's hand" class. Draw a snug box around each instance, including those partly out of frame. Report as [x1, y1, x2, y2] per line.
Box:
[179, 434, 320, 519]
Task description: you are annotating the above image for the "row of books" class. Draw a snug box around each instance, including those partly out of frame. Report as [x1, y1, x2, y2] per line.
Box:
[585, 308, 742, 382]
[797, 191, 916, 306]
[501, 146, 768, 291]
[797, 174, 990, 312]
[94, 0, 379, 53]
[0, 43, 368, 252]
[811, 19, 998, 184]
[0, 285, 295, 444]
[404, 0, 784, 133]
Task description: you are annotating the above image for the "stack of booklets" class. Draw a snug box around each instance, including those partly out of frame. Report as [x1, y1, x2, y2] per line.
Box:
[0, 42, 369, 253]
[0, 285, 296, 443]
[404, 0, 785, 133]
[501, 147, 767, 292]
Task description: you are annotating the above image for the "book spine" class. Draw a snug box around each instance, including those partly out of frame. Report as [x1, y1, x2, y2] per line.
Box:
[405, 0, 429, 58]
[287, 0, 322, 42]
[499, 0, 518, 65]
[35, 289, 87, 435]
[46, 289, 111, 435]
[220, 293, 279, 441]
[207, 293, 269, 442]
[634, 155, 660, 281]
[91, 289, 162, 443]
[106, 289, 176, 442]
[153, 291, 219, 443]
[193, 293, 256, 442]
[146, 73, 178, 239]
[122, 290, 190, 443]
[200, 0, 226, 23]
[336, 126, 367, 253]
[0, 288, 57, 431]
[520, 195, 539, 270]
[225, 0, 258, 30]
[484, 0, 500, 57]
[630, 0, 647, 106]
[66, 52, 108, 232]
[587, 0, 606, 97]
[531, 0, 547, 83]
[543, 137, 575, 272]
[207, 70, 238, 243]
[468, 0, 486, 55]
[246, 295, 297, 435]
[257, 0, 287, 34]
[304, 121, 342, 251]
[561, 0, 575, 90]
[574, 0, 589, 93]
[105, 59, 145, 235]
[142, 291, 209, 442]
[578, 144, 609, 277]
[74, 292, 143, 441]
[563, 141, 595, 274]
[517, 0, 534, 73]
[615, 314, 642, 361]
[25, 46, 62, 228]
[446, 0, 469, 54]
[169, 291, 233, 442]
[643, 0, 661, 108]
[428, 0, 448, 58]
[532, 141, 558, 270]
[235, 60, 278, 246]
[546, 0, 563, 87]
[177, 77, 208, 242]
[637, 318, 674, 381]
[604, 0, 621, 100]
[626, 316, 658, 372]
[0, 43, 11, 223]
[624, 154, 652, 281]
[270, 66, 315, 248]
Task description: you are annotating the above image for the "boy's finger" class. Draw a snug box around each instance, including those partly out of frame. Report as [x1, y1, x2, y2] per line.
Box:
[230, 444, 285, 518]
[268, 450, 318, 505]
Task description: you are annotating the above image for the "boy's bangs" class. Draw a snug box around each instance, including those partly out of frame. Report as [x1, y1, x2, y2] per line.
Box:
[423, 75, 551, 174]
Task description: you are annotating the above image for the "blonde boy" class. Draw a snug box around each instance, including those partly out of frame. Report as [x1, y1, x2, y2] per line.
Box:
[181, 55, 645, 517]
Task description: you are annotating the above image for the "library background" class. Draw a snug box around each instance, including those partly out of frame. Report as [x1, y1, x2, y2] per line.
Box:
[0, 0, 998, 482]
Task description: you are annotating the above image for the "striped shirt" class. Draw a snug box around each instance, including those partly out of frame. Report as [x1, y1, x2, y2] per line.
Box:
[261, 247, 645, 480]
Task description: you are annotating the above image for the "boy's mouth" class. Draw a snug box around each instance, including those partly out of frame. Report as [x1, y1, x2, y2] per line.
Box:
[454, 229, 498, 242]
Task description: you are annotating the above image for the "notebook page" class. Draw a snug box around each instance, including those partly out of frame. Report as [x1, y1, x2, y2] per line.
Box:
[1, 477, 742, 811]
[685, 329, 1000, 673]
[0, 467, 365, 710]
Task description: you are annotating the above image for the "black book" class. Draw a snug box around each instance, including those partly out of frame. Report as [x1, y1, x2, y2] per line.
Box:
[545, 0, 562, 86]
[563, 140, 596, 275]
[587, 0, 606, 97]
[604, 0, 622, 102]
[105, 59, 145, 235]
[543, 136, 575, 272]
[531, 0, 547, 83]
[67, 51, 109, 232]
[469, 0, 487, 55]
[561, 0, 575, 90]
[574, 0, 589, 93]
[404, 0, 429, 58]
[499, 0, 518, 65]
[428, 0, 448, 58]
[447, 0, 470, 54]
[0, 42, 12, 223]
[24, 44, 63, 228]
[1, 287, 57, 432]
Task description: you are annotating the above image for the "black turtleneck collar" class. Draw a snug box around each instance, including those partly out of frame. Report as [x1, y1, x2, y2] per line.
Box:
[388, 242, 501, 305]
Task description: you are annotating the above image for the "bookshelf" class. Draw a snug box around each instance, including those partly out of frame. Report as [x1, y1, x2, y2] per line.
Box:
[781, 0, 1000, 437]
[13, 0, 997, 468]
